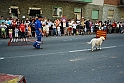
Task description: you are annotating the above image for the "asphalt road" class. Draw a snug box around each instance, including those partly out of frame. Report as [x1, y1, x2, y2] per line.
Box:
[0, 34, 124, 83]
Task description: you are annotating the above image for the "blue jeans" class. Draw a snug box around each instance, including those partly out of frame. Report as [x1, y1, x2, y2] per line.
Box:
[53, 28, 56, 36]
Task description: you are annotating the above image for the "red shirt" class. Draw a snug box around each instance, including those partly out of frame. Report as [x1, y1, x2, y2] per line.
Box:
[19, 23, 26, 32]
[12, 20, 17, 28]
[112, 22, 117, 28]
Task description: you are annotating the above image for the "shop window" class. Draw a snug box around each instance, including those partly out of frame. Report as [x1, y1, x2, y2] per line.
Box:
[53, 6, 62, 17]
[92, 10, 99, 19]
[108, 10, 114, 18]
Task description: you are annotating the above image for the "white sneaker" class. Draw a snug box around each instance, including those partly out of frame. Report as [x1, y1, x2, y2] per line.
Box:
[23, 39, 25, 41]
[13, 39, 15, 42]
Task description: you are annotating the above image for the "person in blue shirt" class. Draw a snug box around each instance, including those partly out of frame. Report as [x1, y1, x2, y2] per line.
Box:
[33, 15, 43, 49]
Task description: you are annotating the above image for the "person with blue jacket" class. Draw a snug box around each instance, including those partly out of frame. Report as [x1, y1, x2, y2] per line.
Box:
[33, 15, 43, 49]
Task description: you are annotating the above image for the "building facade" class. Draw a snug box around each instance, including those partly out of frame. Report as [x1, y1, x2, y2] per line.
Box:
[103, 0, 124, 22]
[0, 0, 123, 22]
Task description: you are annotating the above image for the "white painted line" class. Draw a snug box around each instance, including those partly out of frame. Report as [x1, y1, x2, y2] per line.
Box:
[0, 52, 67, 60]
[69, 49, 90, 53]
[102, 46, 117, 49]
[69, 45, 122, 53]
[70, 58, 86, 62]
[0, 57, 4, 60]
[0, 45, 124, 60]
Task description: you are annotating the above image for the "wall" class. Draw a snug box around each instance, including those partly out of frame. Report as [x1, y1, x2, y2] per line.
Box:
[104, 0, 120, 5]
[0, 0, 83, 20]
[83, 4, 103, 22]
[102, 0, 124, 22]
[90, 0, 104, 6]
[0, 0, 123, 22]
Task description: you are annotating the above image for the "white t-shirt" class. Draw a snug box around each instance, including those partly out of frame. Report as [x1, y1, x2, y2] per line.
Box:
[63, 22, 66, 27]
[72, 24, 77, 29]
[57, 27, 60, 31]
[69, 22, 72, 28]
[52, 23, 56, 29]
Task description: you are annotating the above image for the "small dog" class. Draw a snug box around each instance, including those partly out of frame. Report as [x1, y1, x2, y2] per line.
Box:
[87, 36, 105, 51]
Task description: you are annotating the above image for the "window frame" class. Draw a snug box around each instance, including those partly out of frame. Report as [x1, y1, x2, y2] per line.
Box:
[121, 12, 124, 19]
[92, 10, 99, 20]
[52, 6, 63, 17]
[108, 10, 114, 18]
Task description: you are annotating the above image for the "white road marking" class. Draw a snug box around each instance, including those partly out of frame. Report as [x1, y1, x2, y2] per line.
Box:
[70, 58, 86, 62]
[0, 52, 67, 60]
[92, 69, 95, 71]
[69, 45, 124, 53]
[119, 70, 124, 74]
[102, 46, 117, 49]
[0, 57, 4, 60]
[0, 45, 124, 60]
[69, 49, 90, 53]
[63, 38, 78, 41]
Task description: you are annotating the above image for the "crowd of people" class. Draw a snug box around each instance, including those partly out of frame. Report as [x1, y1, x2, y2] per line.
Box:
[0, 16, 36, 42]
[0, 16, 124, 42]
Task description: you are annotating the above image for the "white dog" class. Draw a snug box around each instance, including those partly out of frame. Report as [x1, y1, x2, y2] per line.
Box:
[87, 36, 105, 51]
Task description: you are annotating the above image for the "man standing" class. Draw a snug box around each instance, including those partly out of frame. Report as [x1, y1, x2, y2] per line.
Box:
[85, 19, 90, 34]
[33, 16, 43, 49]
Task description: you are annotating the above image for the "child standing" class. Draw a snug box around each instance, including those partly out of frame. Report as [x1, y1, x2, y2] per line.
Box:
[14, 27, 19, 42]
[8, 29, 13, 44]
[43, 23, 49, 37]
[52, 23, 57, 36]
[57, 26, 61, 36]
[19, 21, 27, 42]
[91, 23, 94, 35]
[0, 22, 7, 38]
[72, 21, 77, 36]
[9, 29, 12, 39]
[28, 25, 32, 38]
[45, 23, 49, 37]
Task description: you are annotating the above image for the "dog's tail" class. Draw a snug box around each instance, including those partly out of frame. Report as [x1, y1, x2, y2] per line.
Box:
[87, 40, 92, 44]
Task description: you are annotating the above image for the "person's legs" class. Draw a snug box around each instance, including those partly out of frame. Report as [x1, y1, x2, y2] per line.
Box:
[3, 31, 6, 38]
[33, 33, 42, 49]
[15, 33, 18, 42]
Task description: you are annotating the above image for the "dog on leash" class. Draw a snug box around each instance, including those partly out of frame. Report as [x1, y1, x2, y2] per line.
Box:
[87, 36, 105, 51]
